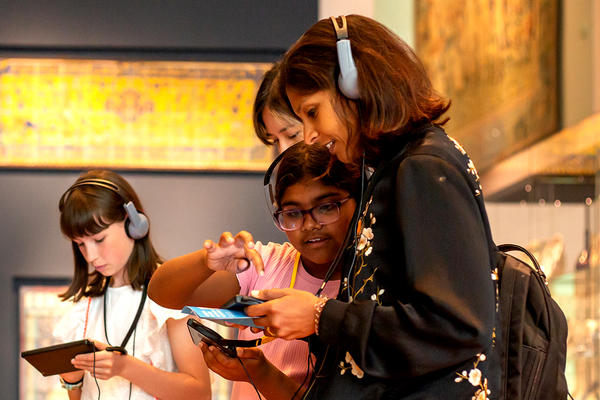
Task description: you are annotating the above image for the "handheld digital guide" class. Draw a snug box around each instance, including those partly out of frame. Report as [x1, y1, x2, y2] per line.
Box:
[186, 319, 272, 358]
[21, 339, 99, 376]
[221, 295, 264, 311]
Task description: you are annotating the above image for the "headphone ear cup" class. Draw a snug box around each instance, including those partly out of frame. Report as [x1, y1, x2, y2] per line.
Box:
[123, 202, 149, 239]
[331, 16, 359, 99]
[336, 39, 359, 99]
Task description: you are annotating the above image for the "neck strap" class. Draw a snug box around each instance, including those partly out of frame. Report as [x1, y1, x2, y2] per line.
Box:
[290, 252, 301, 289]
[315, 153, 367, 297]
[103, 277, 148, 355]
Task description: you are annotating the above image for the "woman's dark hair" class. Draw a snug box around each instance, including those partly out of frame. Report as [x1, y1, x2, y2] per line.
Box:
[274, 142, 360, 208]
[253, 62, 301, 146]
[58, 169, 162, 301]
[277, 14, 450, 165]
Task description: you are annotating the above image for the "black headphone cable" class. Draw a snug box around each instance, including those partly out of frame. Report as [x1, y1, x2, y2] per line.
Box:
[235, 354, 263, 400]
[291, 346, 314, 400]
[93, 349, 100, 400]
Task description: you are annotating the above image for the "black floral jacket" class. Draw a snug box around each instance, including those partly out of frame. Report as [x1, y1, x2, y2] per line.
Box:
[306, 125, 501, 400]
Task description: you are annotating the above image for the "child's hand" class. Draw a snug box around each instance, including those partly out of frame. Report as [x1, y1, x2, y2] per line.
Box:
[204, 231, 265, 275]
[200, 343, 268, 382]
[71, 340, 128, 380]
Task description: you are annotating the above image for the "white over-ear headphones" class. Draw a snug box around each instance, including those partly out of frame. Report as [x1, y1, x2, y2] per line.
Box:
[59, 178, 149, 240]
[330, 15, 359, 99]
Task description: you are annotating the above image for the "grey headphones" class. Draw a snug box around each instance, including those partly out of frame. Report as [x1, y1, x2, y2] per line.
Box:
[59, 178, 149, 240]
[331, 15, 359, 99]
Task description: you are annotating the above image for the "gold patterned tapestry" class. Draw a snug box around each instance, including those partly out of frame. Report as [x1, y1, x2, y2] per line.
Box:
[0, 59, 272, 171]
[415, 0, 559, 173]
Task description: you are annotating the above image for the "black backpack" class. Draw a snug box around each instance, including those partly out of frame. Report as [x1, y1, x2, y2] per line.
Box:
[494, 243, 570, 399]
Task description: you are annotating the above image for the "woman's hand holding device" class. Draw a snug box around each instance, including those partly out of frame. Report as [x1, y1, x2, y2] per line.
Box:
[246, 288, 322, 340]
[204, 231, 265, 275]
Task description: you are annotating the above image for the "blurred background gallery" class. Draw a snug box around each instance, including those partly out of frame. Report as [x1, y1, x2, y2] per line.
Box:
[1, 0, 599, 399]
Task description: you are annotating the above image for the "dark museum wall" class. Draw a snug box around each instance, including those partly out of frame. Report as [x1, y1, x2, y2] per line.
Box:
[0, 1, 318, 396]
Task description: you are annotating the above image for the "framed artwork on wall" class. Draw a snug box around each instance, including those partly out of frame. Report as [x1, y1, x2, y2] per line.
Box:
[0, 59, 273, 171]
[16, 277, 70, 400]
[415, 0, 559, 173]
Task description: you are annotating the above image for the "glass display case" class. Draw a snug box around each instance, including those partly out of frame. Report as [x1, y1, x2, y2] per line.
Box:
[570, 154, 600, 399]
[482, 115, 600, 397]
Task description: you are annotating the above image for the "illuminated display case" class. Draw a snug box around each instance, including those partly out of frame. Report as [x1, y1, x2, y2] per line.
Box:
[571, 165, 600, 400]
[481, 117, 600, 398]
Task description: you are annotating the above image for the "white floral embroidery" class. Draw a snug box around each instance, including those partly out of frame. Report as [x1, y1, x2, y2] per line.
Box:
[454, 353, 491, 399]
[449, 136, 467, 155]
[467, 159, 480, 182]
[356, 227, 373, 254]
[468, 369, 482, 386]
[449, 135, 484, 196]
[357, 235, 368, 251]
[339, 351, 364, 378]
[349, 196, 378, 299]
[370, 288, 385, 304]
[492, 265, 500, 313]
[491, 269, 498, 281]
[370, 213, 376, 225]
[360, 197, 373, 219]
[473, 383, 491, 400]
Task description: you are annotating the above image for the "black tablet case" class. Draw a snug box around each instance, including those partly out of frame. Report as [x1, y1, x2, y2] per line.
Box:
[21, 339, 97, 376]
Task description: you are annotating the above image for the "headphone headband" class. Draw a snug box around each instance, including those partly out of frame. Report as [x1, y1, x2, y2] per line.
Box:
[59, 178, 125, 210]
[68, 178, 121, 194]
[263, 142, 304, 229]
[331, 15, 348, 39]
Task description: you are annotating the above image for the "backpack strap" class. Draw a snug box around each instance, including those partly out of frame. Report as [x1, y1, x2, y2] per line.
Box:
[497, 243, 549, 284]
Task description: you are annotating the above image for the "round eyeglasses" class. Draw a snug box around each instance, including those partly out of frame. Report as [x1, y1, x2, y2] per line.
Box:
[274, 197, 352, 231]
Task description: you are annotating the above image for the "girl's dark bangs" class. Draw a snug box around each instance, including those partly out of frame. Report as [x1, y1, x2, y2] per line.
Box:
[60, 194, 112, 239]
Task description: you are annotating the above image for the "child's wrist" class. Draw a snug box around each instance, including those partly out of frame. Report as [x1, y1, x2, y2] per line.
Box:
[244, 351, 271, 383]
[115, 353, 136, 381]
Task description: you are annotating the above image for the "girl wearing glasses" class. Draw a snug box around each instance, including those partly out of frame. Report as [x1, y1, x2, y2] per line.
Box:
[148, 142, 360, 399]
